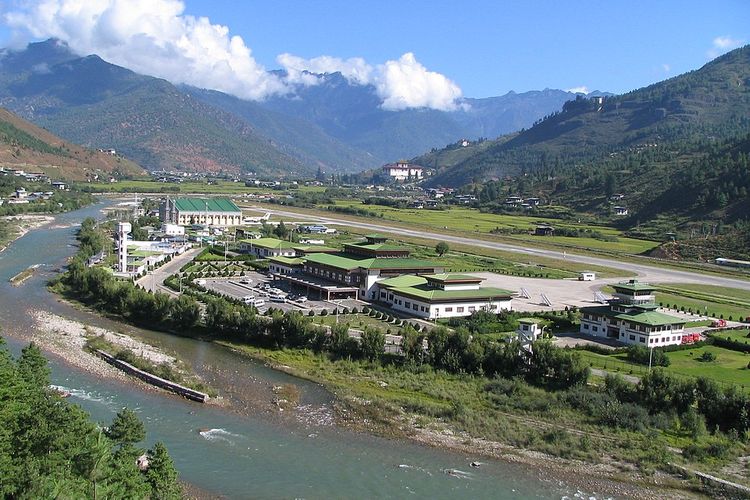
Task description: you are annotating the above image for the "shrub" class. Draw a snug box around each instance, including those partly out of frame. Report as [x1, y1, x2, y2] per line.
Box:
[320, 309, 328, 316]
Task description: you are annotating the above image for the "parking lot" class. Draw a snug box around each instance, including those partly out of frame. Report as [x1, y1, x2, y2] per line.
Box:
[200, 271, 363, 314]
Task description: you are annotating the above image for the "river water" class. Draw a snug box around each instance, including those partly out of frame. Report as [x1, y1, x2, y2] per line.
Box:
[0, 202, 586, 499]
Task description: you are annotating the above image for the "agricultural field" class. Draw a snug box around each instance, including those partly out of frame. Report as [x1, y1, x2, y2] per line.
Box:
[324, 202, 659, 255]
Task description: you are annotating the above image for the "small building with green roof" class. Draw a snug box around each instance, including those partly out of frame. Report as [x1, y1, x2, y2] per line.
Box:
[374, 273, 514, 319]
[580, 279, 687, 347]
[160, 197, 242, 227]
[239, 237, 298, 258]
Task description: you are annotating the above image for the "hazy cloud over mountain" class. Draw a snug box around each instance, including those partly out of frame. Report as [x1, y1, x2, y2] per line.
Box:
[278, 51, 464, 111]
[4, 0, 463, 110]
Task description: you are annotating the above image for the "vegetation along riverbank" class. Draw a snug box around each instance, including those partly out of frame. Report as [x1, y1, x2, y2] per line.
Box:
[47, 215, 750, 497]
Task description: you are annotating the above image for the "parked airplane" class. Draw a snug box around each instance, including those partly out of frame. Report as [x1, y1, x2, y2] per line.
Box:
[243, 212, 271, 224]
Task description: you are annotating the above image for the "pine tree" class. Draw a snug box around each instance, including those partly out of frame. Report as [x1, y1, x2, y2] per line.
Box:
[105, 408, 145, 446]
[146, 442, 181, 499]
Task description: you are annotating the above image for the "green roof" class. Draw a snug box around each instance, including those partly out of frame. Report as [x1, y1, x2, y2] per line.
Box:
[249, 238, 297, 249]
[173, 198, 240, 213]
[612, 280, 655, 292]
[130, 250, 161, 257]
[367, 258, 440, 270]
[615, 310, 686, 326]
[303, 253, 363, 270]
[364, 233, 388, 240]
[344, 242, 408, 252]
[269, 256, 305, 265]
[293, 245, 338, 253]
[387, 284, 515, 303]
[422, 273, 484, 283]
[378, 275, 428, 288]
[303, 253, 440, 271]
[518, 317, 544, 324]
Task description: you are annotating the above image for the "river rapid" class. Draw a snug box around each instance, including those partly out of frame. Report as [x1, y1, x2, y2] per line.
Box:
[0, 201, 600, 499]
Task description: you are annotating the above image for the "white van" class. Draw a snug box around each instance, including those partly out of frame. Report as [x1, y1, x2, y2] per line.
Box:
[242, 295, 255, 304]
[270, 294, 286, 303]
[246, 298, 265, 307]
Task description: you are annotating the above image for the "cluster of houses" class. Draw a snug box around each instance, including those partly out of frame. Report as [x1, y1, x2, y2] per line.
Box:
[0, 168, 69, 206]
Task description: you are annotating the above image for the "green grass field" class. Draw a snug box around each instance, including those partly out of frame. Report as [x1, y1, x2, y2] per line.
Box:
[312, 313, 399, 331]
[326, 202, 659, 255]
[577, 346, 750, 389]
[709, 329, 750, 342]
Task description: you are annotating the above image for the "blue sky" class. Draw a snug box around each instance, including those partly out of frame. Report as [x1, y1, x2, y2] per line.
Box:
[1, 0, 748, 106]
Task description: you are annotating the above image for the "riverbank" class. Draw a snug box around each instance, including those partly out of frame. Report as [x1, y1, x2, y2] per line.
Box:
[28, 309, 221, 405]
[0, 214, 55, 253]
[219, 342, 704, 499]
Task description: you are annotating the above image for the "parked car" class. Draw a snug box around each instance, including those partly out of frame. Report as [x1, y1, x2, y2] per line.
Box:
[296, 296, 308, 303]
[242, 295, 255, 304]
[249, 298, 265, 307]
[270, 294, 286, 303]
[240, 279, 252, 284]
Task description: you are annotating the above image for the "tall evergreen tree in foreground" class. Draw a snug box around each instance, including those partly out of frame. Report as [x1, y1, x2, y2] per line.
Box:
[0, 336, 182, 498]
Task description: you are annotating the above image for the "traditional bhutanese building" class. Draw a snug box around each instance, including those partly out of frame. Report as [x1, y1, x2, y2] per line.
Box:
[579, 280, 687, 347]
[382, 161, 424, 181]
[270, 235, 442, 301]
[160, 198, 242, 227]
[374, 274, 514, 319]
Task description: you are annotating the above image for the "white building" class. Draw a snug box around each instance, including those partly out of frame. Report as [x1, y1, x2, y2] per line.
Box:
[117, 222, 132, 274]
[160, 198, 242, 227]
[382, 161, 424, 181]
[375, 274, 514, 319]
[579, 280, 687, 347]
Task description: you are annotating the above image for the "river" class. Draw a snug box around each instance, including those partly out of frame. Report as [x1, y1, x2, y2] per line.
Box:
[0, 202, 587, 499]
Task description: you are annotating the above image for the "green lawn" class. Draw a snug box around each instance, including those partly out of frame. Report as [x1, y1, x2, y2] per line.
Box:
[577, 346, 750, 390]
[709, 329, 750, 342]
[325, 203, 659, 255]
[312, 313, 398, 332]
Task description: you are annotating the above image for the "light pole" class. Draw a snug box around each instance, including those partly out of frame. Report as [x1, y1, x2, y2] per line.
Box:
[648, 345, 654, 371]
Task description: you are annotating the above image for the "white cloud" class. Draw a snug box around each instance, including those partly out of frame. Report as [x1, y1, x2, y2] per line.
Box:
[277, 53, 373, 86]
[661, 63, 671, 73]
[4, 0, 464, 110]
[278, 51, 463, 111]
[375, 53, 463, 111]
[566, 86, 590, 94]
[4, 0, 286, 100]
[708, 35, 745, 58]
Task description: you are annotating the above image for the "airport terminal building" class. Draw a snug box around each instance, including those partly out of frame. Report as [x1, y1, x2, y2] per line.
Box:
[160, 198, 242, 227]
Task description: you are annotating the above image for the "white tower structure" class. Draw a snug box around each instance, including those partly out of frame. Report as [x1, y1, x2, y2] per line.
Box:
[117, 222, 132, 273]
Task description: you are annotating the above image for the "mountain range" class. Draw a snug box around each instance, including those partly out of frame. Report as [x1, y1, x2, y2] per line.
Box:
[0, 107, 143, 180]
[417, 45, 750, 233]
[0, 39, 592, 176]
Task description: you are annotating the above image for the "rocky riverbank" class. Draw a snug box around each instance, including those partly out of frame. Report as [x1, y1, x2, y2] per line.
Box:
[226, 343, 702, 499]
[28, 310, 219, 404]
[0, 215, 55, 253]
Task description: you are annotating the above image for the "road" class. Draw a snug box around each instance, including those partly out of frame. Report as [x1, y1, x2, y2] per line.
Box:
[252, 206, 750, 291]
[136, 247, 202, 296]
